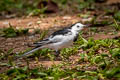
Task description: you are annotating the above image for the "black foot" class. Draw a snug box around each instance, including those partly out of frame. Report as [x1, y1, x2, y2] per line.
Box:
[54, 50, 62, 61]
[54, 50, 60, 57]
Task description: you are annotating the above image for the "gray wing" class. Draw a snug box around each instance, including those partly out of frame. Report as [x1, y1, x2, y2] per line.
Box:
[33, 38, 51, 47]
[33, 35, 64, 47]
[34, 28, 72, 47]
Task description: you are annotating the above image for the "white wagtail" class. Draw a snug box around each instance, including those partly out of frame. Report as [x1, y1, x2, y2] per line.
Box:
[21, 22, 86, 57]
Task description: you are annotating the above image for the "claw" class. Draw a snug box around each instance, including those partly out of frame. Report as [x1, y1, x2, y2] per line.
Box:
[55, 50, 60, 57]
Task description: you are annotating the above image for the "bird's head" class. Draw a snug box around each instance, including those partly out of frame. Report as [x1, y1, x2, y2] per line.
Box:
[71, 22, 86, 32]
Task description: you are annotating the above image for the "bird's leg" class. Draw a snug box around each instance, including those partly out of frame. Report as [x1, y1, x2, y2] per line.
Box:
[54, 50, 62, 61]
[54, 50, 60, 57]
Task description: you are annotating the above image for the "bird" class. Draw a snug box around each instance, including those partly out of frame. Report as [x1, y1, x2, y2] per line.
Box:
[20, 22, 86, 57]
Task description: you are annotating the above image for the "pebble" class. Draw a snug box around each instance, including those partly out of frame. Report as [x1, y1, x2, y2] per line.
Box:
[82, 17, 93, 22]
[27, 22, 33, 26]
[29, 29, 34, 33]
[62, 16, 71, 20]
[34, 25, 39, 29]
[37, 21, 42, 24]
[3, 21, 9, 25]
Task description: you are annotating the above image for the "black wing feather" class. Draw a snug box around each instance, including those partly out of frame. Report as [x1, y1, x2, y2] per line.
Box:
[73, 34, 79, 42]
[51, 27, 71, 36]
[33, 38, 50, 47]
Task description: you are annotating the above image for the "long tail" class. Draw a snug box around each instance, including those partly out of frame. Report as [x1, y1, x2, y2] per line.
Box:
[18, 39, 50, 58]
[20, 46, 43, 58]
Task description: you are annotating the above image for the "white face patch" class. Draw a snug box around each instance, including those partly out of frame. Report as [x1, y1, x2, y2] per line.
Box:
[72, 23, 85, 32]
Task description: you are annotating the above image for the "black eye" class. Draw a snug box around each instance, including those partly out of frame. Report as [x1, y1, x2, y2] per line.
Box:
[77, 25, 80, 28]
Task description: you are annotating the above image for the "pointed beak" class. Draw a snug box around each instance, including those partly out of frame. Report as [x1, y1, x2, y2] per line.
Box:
[83, 25, 87, 27]
[84, 24, 92, 27]
[82, 24, 91, 30]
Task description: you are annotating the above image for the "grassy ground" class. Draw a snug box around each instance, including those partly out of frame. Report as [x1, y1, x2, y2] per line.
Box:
[0, 0, 120, 80]
[0, 22, 120, 80]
